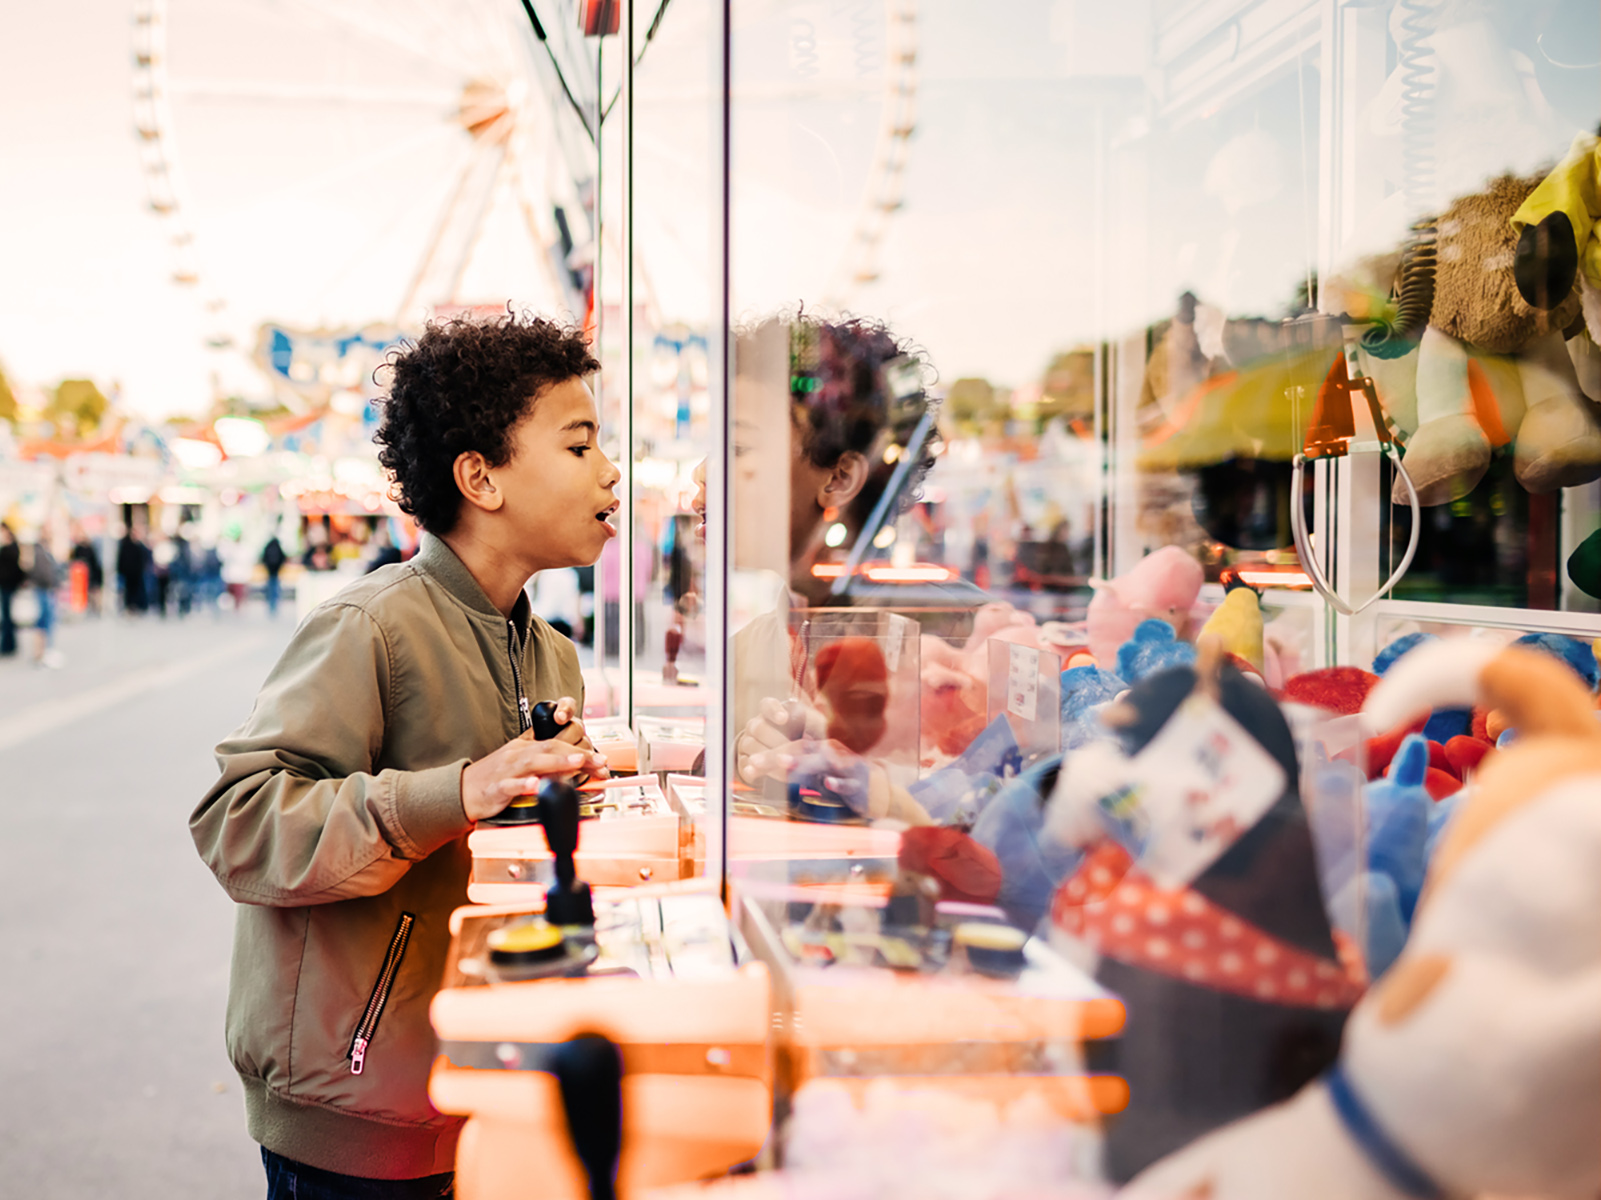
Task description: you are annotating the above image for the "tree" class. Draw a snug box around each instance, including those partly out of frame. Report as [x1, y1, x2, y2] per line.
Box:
[945, 377, 1010, 434]
[1038, 348, 1096, 425]
[50, 379, 109, 438]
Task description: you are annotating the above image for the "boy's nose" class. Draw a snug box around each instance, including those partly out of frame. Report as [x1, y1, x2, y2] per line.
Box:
[600, 453, 622, 488]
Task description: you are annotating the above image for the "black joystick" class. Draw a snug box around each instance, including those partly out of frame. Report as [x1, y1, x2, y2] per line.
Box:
[551, 1033, 623, 1200]
[537, 778, 594, 927]
[530, 699, 568, 741]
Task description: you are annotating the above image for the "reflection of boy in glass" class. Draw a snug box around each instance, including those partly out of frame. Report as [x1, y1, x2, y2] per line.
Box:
[697, 314, 934, 599]
[691, 313, 936, 821]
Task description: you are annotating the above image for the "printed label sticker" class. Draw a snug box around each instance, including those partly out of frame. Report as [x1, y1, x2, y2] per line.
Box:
[1007, 644, 1040, 722]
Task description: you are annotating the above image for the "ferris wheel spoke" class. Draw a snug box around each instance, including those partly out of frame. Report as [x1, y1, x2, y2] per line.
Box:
[167, 79, 457, 106]
[243, 0, 485, 80]
[207, 120, 464, 223]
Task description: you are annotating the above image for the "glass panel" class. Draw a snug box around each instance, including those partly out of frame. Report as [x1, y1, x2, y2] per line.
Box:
[629, 0, 718, 729]
[700, 0, 1600, 1189]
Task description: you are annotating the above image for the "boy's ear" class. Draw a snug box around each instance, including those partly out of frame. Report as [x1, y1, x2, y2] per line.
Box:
[454, 451, 505, 514]
[816, 450, 870, 510]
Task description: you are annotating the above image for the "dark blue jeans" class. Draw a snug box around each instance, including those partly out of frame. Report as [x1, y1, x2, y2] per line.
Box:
[262, 1148, 452, 1199]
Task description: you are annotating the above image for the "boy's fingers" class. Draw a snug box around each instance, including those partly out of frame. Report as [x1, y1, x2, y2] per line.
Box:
[552, 696, 579, 724]
[745, 717, 787, 750]
[555, 718, 587, 746]
[504, 753, 591, 793]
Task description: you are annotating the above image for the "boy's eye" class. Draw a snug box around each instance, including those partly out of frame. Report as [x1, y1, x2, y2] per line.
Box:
[569, 445, 590, 457]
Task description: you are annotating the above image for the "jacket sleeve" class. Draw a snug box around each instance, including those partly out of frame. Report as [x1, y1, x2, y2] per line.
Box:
[190, 602, 472, 906]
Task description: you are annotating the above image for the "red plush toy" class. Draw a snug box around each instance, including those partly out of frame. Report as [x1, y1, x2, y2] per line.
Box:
[1280, 666, 1379, 715]
[898, 825, 1003, 905]
[814, 637, 890, 754]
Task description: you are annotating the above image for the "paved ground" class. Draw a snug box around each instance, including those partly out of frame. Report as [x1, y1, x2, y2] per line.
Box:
[0, 607, 296, 1199]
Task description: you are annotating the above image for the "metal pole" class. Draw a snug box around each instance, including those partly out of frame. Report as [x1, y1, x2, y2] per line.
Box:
[616, 0, 636, 729]
[706, 0, 733, 904]
[591, 28, 608, 698]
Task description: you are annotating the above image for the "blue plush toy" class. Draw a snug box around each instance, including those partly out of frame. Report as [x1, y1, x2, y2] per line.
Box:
[1115, 618, 1197, 685]
[1511, 631, 1599, 690]
[1373, 633, 1472, 742]
[970, 756, 1083, 930]
[1372, 631, 1434, 675]
[1365, 734, 1433, 927]
[1059, 663, 1126, 751]
[907, 714, 1021, 824]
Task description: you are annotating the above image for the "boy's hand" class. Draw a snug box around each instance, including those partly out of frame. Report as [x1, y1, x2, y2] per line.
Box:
[735, 697, 825, 785]
[461, 737, 604, 822]
[521, 696, 610, 779]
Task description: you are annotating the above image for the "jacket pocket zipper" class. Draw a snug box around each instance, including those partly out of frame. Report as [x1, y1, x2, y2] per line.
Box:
[349, 912, 415, 1075]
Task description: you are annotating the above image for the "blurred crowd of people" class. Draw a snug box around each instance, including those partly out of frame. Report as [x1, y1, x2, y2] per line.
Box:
[0, 514, 417, 668]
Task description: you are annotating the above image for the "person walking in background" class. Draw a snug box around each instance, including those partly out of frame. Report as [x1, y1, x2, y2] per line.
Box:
[196, 540, 224, 613]
[219, 529, 253, 612]
[364, 526, 403, 573]
[70, 531, 104, 615]
[260, 533, 286, 617]
[152, 535, 175, 617]
[28, 537, 62, 669]
[0, 523, 23, 657]
[117, 527, 150, 614]
[171, 524, 195, 617]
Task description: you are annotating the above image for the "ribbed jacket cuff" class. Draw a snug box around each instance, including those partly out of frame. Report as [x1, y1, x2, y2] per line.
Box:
[391, 760, 471, 858]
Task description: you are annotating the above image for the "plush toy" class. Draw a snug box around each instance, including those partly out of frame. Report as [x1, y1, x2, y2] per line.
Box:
[815, 637, 889, 754]
[969, 756, 1084, 931]
[1046, 656, 1352, 1183]
[1115, 619, 1198, 685]
[1363, 735, 1433, 929]
[1568, 526, 1601, 598]
[1372, 633, 1472, 744]
[1279, 666, 1378, 715]
[907, 714, 1021, 825]
[1511, 132, 1601, 343]
[1512, 630, 1599, 690]
[1370, 172, 1599, 505]
[1060, 663, 1126, 751]
[1196, 573, 1264, 675]
[1086, 547, 1205, 670]
[1121, 640, 1601, 1200]
[920, 604, 1039, 758]
[897, 825, 1004, 907]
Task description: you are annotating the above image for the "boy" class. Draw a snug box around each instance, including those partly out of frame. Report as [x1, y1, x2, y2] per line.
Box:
[191, 314, 619, 1198]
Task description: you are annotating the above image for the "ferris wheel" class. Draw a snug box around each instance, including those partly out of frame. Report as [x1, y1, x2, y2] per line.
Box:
[130, 0, 601, 405]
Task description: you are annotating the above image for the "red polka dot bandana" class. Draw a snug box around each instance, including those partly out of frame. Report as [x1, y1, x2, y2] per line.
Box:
[1051, 844, 1366, 1010]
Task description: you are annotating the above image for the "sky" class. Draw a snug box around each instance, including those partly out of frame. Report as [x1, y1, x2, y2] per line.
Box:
[2, 0, 1586, 419]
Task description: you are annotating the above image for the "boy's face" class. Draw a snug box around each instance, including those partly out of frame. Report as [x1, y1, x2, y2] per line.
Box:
[496, 377, 620, 571]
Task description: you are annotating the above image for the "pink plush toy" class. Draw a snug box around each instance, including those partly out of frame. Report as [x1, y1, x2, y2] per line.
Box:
[1086, 546, 1205, 671]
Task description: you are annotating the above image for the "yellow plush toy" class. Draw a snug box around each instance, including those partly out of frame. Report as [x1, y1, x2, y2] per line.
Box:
[1197, 571, 1264, 676]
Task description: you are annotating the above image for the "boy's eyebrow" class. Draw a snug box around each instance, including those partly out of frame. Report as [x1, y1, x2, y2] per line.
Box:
[560, 418, 597, 433]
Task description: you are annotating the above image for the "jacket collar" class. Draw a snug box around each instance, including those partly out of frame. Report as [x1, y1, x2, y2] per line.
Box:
[414, 533, 532, 639]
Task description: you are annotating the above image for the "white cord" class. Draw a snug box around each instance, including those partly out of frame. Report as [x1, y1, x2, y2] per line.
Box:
[1290, 443, 1421, 616]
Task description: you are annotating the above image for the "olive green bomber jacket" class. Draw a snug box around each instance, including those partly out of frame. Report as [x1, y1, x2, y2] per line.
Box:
[190, 534, 583, 1180]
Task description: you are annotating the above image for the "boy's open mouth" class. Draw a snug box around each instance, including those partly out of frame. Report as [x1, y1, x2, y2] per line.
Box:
[596, 502, 619, 536]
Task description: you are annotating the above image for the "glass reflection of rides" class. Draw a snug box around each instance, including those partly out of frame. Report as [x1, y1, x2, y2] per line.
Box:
[717, 0, 918, 312]
[130, 0, 597, 381]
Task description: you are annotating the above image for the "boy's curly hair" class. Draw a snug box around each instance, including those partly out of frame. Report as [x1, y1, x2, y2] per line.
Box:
[744, 311, 938, 533]
[373, 313, 599, 533]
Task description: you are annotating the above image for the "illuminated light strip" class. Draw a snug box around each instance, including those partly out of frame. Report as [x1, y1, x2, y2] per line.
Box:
[811, 563, 957, 583]
[863, 565, 956, 583]
[1235, 569, 1313, 590]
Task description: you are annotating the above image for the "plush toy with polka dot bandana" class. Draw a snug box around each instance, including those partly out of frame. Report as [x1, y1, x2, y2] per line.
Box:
[1046, 645, 1351, 1183]
[1121, 639, 1601, 1200]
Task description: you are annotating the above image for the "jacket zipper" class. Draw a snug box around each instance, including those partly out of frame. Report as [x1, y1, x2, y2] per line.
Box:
[349, 912, 415, 1075]
[507, 619, 533, 734]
